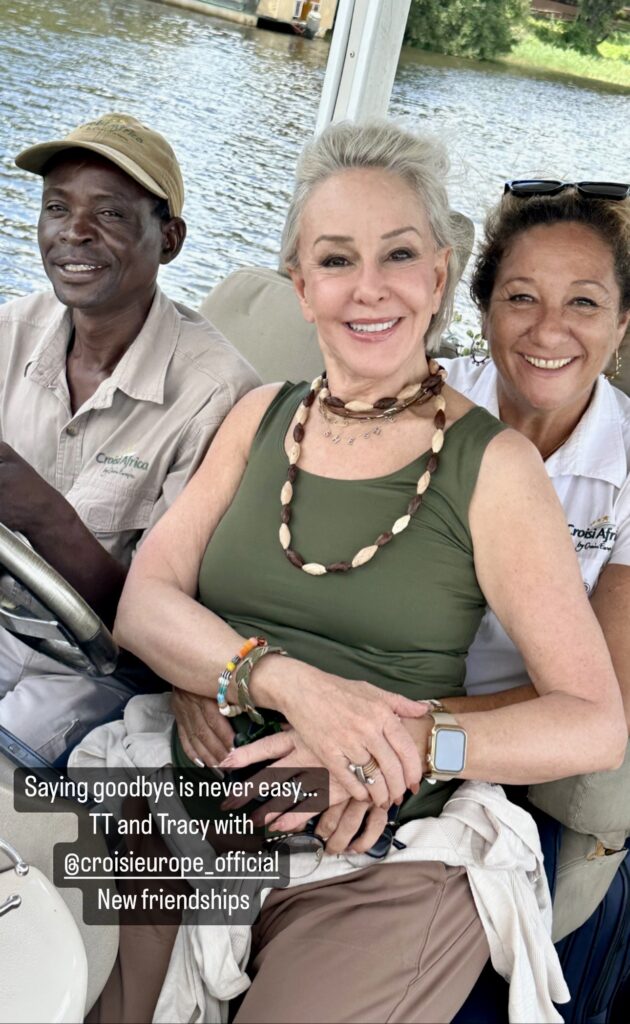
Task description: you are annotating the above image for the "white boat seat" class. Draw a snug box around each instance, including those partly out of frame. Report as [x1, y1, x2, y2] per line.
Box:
[0, 753, 119, 1015]
[200, 266, 323, 385]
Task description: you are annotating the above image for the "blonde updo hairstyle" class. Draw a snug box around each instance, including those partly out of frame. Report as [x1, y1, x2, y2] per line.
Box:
[280, 120, 467, 354]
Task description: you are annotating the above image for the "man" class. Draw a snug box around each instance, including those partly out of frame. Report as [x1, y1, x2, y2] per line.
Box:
[0, 113, 259, 760]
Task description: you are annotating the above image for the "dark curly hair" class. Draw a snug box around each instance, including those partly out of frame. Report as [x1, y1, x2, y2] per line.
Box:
[470, 190, 630, 316]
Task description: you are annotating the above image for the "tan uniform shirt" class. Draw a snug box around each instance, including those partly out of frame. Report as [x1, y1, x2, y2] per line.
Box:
[0, 286, 260, 567]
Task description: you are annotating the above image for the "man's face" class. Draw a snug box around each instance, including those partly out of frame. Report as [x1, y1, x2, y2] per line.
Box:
[37, 153, 170, 316]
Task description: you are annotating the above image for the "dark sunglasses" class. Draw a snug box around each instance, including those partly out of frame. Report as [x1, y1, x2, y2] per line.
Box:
[265, 800, 407, 879]
[504, 179, 629, 201]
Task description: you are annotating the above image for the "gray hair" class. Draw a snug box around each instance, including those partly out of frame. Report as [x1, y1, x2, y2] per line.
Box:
[280, 120, 467, 352]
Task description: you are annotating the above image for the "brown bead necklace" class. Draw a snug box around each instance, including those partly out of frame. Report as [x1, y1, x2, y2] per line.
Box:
[279, 360, 448, 575]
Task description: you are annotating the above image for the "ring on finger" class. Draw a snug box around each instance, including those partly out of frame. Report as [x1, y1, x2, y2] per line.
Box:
[348, 756, 379, 786]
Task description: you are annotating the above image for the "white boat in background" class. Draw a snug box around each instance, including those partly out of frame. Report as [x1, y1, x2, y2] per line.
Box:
[155, 0, 337, 38]
[257, 0, 334, 38]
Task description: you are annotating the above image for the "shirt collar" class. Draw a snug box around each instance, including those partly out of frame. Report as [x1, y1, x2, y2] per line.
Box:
[545, 376, 627, 487]
[89, 287, 179, 408]
[24, 301, 73, 387]
[25, 286, 179, 409]
[476, 362, 626, 487]
[461, 359, 502, 418]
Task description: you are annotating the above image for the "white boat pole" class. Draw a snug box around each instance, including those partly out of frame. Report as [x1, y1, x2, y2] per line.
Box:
[316, 0, 412, 130]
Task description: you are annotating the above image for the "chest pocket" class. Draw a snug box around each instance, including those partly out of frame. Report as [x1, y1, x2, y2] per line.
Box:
[69, 476, 158, 534]
[70, 479, 159, 570]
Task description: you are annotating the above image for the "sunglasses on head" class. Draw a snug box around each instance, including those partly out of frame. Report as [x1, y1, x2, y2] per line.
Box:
[504, 180, 630, 201]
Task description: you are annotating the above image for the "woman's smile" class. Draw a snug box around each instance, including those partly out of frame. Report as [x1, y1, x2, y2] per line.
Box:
[518, 350, 581, 374]
[519, 352, 578, 372]
[345, 316, 402, 340]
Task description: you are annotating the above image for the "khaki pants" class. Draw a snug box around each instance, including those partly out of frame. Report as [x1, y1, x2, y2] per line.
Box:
[235, 862, 489, 1024]
[90, 861, 488, 1024]
[0, 631, 133, 761]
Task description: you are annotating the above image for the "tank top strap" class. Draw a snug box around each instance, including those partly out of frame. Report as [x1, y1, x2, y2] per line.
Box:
[250, 380, 309, 464]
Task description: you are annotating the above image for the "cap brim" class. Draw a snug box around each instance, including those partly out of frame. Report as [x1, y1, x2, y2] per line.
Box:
[15, 140, 169, 204]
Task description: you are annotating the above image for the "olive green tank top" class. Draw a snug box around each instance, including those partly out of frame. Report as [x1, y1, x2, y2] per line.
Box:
[193, 382, 505, 819]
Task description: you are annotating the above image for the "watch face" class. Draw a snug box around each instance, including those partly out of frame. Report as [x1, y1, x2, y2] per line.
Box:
[434, 728, 467, 773]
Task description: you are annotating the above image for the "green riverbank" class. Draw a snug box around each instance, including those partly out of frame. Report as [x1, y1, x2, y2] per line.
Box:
[501, 22, 629, 90]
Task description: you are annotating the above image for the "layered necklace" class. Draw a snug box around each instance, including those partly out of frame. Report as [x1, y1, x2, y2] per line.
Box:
[279, 360, 447, 575]
[318, 400, 393, 445]
[317, 372, 438, 445]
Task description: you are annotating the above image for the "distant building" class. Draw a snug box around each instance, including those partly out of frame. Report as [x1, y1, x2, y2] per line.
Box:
[531, 1, 629, 22]
[256, 1, 337, 37]
[531, 0, 578, 20]
[163, 0, 337, 38]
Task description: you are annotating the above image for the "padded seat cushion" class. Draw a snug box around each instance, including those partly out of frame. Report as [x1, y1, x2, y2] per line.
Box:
[200, 267, 322, 385]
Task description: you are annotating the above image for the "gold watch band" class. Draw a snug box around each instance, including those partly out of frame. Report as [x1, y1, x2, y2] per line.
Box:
[425, 711, 467, 783]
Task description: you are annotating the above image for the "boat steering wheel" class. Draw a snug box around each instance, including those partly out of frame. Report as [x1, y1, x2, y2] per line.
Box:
[0, 522, 118, 677]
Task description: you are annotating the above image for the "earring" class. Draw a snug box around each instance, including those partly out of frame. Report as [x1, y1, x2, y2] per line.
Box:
[605, 349, 622, 381]
[470, 335, 489, 366]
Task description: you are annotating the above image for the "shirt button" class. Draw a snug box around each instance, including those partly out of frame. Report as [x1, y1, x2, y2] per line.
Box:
[66, 424, 78, 437]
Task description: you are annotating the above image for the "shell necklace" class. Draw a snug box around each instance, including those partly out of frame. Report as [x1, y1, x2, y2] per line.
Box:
[279, 360, 447, 575]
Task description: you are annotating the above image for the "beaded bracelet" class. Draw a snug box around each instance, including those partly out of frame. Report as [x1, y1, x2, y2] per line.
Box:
[217, 636, 266, 717]
[235, 645, 287, 724]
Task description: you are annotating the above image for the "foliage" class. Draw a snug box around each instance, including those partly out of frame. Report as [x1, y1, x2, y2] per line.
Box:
[598, 31, 630, 61]
[444, 312, 487, 357]
[562, 1, 625, 53]
[403, 1, 629, 85]
[529, 17, 630, 61]
[405, 0, 529, 61]
[505, 27, 630, 87]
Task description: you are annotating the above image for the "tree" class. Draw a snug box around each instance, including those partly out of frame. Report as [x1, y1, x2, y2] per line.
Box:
[562, 1, 624, 53]
[405, 0, 529, 62]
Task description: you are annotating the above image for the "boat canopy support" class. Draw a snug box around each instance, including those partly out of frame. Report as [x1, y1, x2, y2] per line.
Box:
[316, 0, 411, 130]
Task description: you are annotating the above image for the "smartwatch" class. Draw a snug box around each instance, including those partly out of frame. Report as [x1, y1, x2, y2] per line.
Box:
[425, 712, 467, 784]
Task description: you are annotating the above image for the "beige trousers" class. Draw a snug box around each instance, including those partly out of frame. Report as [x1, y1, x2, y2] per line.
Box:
[89, 860, 489, 1024]
[234, 862, 489, 1024]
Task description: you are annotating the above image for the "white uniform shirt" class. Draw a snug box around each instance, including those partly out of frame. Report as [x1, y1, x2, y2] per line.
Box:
[444, 357, 630, 694]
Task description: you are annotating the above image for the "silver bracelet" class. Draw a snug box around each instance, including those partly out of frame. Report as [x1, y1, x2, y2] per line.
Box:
[235, 645, 287, 724]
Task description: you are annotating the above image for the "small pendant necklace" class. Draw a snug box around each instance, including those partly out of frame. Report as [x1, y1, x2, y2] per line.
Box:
[279, 360, 448, 575]
[317, 399, 394, 445]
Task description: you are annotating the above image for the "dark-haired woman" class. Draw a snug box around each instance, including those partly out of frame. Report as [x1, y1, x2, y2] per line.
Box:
[442, 183, 630, 731]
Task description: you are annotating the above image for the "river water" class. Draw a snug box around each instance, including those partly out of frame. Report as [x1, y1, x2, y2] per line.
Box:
[0, 0, 628, 338]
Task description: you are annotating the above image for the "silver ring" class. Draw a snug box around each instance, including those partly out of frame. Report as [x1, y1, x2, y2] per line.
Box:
[348, 761, 377, 786]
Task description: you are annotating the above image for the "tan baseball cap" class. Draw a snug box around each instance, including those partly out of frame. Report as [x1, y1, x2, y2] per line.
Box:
[15, 113, 184, 217]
